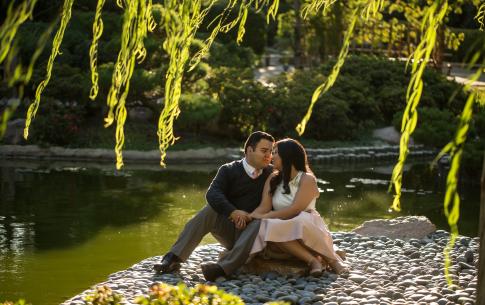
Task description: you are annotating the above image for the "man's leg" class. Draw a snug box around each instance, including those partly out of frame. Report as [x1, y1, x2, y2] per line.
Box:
[170, 205, 220, 261]
[217, 219, 261, 275]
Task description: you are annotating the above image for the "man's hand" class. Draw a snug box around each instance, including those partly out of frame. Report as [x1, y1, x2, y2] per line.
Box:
[229, 210, 252, 229]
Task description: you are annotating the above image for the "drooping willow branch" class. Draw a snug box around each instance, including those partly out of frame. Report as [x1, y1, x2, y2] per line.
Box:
[0, 0, 37, 63]
[432, 55, 483, 285]
[296, 0, 384, 136]
[475, 3, 485, 31]
[104, 0, 156, 170]
[159, 0, 279, 166]
[0, 17, 54, 139]
[188, 0, 279, 71]
[23, 0, 75, 140]
[158, 0, 216, 166]
[88, 0, 106, 100]
[301, 0, 336, 19]
[389, 0, 449, 212]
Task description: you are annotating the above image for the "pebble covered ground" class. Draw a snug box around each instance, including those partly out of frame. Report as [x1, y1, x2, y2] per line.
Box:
[62, 230, 479, 305]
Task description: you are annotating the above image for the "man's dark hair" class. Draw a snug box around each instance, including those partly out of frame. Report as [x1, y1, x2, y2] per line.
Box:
[244, 131, 274, 153]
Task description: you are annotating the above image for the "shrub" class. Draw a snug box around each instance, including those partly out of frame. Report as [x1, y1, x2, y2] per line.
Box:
[84, 285, 123, 305]
[208, 41, 257, 69]
[29, 97, 85, 146]
[392, 107, 458, 148]
[176, 94, 221, 134]
[82, 284, 246, 305]
[135, 283, 244, 305]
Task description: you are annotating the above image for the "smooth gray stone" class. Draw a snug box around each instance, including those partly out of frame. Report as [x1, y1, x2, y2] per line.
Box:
[340, 301, 359, 305]
[299, 297, 313, 304]
[420, 295, 439, 302]
[348, 275, 366, 284]
[254, 294, 271, 302]
[350, 290, 368, 298]
[278, 295, 299, 305]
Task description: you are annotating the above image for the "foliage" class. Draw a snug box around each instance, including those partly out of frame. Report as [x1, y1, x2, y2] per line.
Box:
[208, 41, 256, 68]
[84, 285, 124, 305]
[204, 56, 468, 143]
[24, 0, 75, 140]
[208, 67, 272, 139]
[392, 107, 457, 148]
[450, 28, 485, 62]
[135, 283, 245, 305]
[176, 93, 221, 134]
[28, 97, 85, 146]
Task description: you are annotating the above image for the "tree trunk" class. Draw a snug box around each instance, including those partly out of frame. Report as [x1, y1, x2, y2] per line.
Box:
[293, 0, 303, 69]
[478, 152, 485, 305]
[432, 24, 445, 70]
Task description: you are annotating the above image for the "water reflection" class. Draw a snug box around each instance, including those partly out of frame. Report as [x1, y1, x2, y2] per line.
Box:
[0, 161, 480, 305]
[0, 166, 214, 252]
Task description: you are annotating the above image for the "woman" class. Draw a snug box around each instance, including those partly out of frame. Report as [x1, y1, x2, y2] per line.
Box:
[249, 138, 347, 276]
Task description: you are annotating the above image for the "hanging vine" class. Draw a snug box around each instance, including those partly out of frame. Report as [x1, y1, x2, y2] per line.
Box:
[0, 0, 37, 63]
[23, 0, 75, 140]
[104, 0, 156, 169]
[88, 0, 106, 100]
[389, 0, 449, 212]
[475, 3, 485, 30]
[296, 0, 385, 136]
[157, 0, 216, 166]
[432, 54, 483, 285]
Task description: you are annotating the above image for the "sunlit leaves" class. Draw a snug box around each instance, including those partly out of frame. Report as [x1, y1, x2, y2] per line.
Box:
[104, 0, 156, 169]
[432, 58, 482, 285]
[157, 0, 214, 167]
[188, 0, 279, 72]
[0, 0, 37, 63]
[0, 0, 38, 139]
[475, 3, 485, 30]
[134, 283, 245, 305]
[301, 0, 336, 19]
[296, 0, 385, 136]
[24, 0, 75, 140]
[389, 0, 449, 212]
[88, 0, 106, 100]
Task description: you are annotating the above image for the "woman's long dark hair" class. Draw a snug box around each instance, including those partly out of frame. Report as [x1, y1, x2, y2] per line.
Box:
[269, 138, 310, 195]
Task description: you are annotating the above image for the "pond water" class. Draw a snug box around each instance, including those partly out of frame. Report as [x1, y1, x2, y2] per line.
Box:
[0, 160, 480, 305]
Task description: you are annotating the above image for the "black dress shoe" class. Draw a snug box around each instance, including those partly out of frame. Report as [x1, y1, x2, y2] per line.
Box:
[201, 263, 226, 281]
[153, 252, 181, 273]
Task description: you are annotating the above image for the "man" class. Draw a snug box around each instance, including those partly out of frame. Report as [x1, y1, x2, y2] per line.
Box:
[154, 131, 274, 281]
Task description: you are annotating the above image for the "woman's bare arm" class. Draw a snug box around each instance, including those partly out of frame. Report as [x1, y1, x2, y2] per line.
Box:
[262, 173, 319, 219]
[250, 173, 275, 216]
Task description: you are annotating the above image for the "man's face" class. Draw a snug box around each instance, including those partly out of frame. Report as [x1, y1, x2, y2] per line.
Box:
[246, 139, 273, 169]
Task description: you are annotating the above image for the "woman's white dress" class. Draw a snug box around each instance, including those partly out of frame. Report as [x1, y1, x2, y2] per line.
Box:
[249, 171, 341, 262]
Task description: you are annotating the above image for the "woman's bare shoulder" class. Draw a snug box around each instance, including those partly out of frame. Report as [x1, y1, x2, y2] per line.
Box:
[301, 172, 317, 183]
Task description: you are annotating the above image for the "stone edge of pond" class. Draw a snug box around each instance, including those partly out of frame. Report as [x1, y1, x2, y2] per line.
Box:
[0, 145, 242, 163]
[0, 144, 437, 165]
[61, 230, 479, 305]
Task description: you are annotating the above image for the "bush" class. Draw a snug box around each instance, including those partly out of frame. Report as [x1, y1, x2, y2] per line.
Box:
[208, 41, 257, 69]
[82, 284, 246, 305]
[392, 107, 458, 148]
[176, 94, 221, 134]
[28, 98, 85, 146]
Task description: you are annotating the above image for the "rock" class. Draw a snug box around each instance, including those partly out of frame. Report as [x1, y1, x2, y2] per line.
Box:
[3, 118, 26, 145]
[352, 216, 436, 240]
[241, 256, 308, 276]
[372, 126, 412, 144]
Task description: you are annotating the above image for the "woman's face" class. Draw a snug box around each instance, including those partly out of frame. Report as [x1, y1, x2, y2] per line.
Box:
[272, 146, 282, 170]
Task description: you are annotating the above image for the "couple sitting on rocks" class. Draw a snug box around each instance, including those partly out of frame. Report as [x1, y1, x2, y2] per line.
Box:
[153, 131, 348, 281]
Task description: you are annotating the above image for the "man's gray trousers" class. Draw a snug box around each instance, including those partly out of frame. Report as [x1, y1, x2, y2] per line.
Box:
[170, 205, 261, 275]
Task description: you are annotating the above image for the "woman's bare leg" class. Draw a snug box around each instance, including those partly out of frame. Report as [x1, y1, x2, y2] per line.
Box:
[271, 240, 316, 263]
